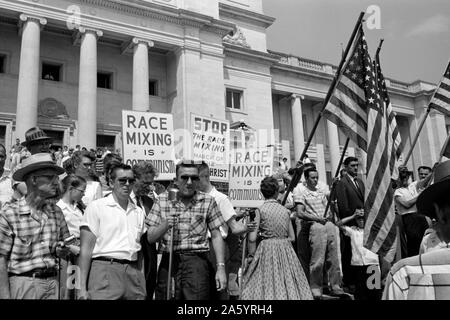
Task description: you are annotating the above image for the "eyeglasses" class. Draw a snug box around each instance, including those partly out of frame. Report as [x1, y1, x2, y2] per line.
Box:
[74, 188, 86, 195]
[179, 175, 200, 182]
[82, 162, 94, 167]
[117, 178, 136, 185]
[33, 174, 59, 181]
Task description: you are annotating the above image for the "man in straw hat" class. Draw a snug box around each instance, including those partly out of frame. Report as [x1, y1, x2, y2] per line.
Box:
[0, 153, 71, 299]
[21, 127, 53, 155]
[383, 160, 450, 300]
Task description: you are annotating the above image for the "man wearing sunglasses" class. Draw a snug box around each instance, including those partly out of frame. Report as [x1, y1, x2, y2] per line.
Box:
[0, 153, 70, 299]
[146, 160, 227, 300]
[78, 163, 147, 300]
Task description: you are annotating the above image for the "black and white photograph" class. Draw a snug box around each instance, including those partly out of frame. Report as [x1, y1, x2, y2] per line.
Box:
[0, 0, 449, 312]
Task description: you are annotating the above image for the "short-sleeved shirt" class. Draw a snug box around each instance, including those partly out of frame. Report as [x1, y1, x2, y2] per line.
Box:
[82, 181, 102, 206]
[208, 187, 236, 238]
[146, 191, 225, 253]
[342, 226, 379, 266]
[293, 181, 329, 204]
[0, 198, 70, 274]
[80, 194, 146, 261]
[56, 199, 83, 238]
[394, 181, 419, 215]
[297, 186, 328, 218]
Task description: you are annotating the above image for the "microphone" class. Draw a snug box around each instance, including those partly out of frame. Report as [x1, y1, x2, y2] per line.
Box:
[168, 186, 179, 201]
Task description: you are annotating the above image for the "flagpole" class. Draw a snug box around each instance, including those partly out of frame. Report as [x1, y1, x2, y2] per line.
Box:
[324, 137, 350, 221]
[282, 11, 365, 205]
[403, 60, 450, 165]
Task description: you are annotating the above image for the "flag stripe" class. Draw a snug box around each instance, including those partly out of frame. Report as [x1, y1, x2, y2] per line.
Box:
[438, 82, 450, 97]
[329, 93, 367, 130]
[323, 110, 368, 150]
[429, 103, 450, 116]
[433, 92, 450, 105]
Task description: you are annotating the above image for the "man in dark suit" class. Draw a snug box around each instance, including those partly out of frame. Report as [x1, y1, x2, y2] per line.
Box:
[335, 156, 364, 292]
[132, 162, 158, 300]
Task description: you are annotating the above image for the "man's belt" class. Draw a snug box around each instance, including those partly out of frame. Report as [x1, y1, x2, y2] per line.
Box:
[92, 256, 136, 264]
[9, 267, 57, 279]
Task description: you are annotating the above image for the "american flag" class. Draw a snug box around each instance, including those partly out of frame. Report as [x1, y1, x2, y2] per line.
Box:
[323, 27, 369, 150]
[429, 61, 450, 116]
[363, 53, 403, 262]
[323, 27, 400, 261]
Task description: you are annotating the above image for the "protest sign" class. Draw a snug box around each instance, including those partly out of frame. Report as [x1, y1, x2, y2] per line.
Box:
[191, 114, 230, 182]
[122, 110, 176, 180]
[229, 147, 273, 207]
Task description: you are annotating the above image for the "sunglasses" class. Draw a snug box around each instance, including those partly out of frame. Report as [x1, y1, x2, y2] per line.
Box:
[33, 174, 59, 181]
[179, 175, 200, 182]
[117, 177, 136, 185]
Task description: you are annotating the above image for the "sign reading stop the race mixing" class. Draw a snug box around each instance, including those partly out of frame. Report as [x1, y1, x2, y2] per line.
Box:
[191, 114, 230, 183]
[122, 110, 176, 180]
[229, 147, 273, 207]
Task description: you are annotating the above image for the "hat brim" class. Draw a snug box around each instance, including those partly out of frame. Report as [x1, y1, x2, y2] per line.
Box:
[21, 137, 53, 147]
[12, 162, 65, 181]
[417, 179, 450, 219]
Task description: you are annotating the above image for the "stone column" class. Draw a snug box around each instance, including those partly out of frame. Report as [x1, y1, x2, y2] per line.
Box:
[77, 27, 102, 149]
[326, 120, 341, 175]
[15, 14, 47, 141]
[132, 38, 154, 111]
[290, 94, 305, 161]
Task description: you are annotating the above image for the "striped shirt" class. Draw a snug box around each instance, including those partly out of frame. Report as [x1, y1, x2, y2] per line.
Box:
[297, 186, 328, 218]
[0, 198, 70, 274]
[146, 191, 225, 253]
[383, 248, 450, 300]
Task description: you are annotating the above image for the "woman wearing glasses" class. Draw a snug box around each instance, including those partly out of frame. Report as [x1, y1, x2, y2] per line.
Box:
[65, 150, 102, 206]
[56, 174, 87, 299]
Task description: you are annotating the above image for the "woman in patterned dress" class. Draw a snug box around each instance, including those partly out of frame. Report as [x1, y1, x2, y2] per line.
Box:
[241, 176, 313, 300]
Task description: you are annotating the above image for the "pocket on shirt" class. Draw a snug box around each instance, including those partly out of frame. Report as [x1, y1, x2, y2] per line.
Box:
[190, 214, 206, 236]
[13, 236, 33, 257]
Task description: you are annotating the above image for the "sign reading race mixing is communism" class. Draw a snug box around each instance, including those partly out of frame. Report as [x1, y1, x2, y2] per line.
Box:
[191, 114, 230, 183]
[122, 110, 176, 180]
[228, 147, 273, 207]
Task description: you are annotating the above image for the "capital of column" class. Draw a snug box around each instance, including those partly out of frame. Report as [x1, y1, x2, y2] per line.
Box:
[132, 37, 154, 48]
[78, 26, 103, 38]
[19, 13, 47, 26]
[290, 93, 305, 102]
[18, 14, 47, 35]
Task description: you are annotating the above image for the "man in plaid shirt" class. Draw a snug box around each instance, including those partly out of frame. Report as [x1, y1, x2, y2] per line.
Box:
[146, 161, 227, 300]
[0, 153, 70, 299]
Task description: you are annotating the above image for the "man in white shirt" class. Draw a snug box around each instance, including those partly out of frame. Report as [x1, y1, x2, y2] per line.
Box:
[78, 163, 147, 300]
[394, 166, 432, 257]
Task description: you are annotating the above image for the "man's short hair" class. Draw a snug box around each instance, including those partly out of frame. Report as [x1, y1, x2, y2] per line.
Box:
[175, 160, 200, 177]
[260, 176, 279, 199]
[197, 161, 210, 177]
[303, 162, 316, 171]
[304, 167, 318, 180]
[132, 161, 157, 179]
[72, 150, 95, 167]
[418, 166, 432, 173]
[110, 163, 132, 181]
[344, 156, 358, 166]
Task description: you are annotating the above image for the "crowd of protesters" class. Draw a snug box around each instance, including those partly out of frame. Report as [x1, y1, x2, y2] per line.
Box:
[0, 126, 450, 300]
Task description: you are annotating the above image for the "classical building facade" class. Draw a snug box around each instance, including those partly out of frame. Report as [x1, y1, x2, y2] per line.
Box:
[0, 0, 448, 182]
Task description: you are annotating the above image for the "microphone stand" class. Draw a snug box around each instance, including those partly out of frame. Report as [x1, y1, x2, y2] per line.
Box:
[166, 187, 178, 300]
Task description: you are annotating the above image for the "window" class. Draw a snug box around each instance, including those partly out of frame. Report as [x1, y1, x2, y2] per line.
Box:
[226, 88, 243, 109]
[0, 126, 5, 146]
[0, 55, 5, 74]
[97, 72, 112, 89]
[96, 134, 115, 150]
[43, 129, 64, 146]
[42, 63, 61, 81]
[149, 80, 158, 96]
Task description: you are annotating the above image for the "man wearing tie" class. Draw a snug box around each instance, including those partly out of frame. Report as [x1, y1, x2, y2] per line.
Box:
[131, 161, 158, 299]
[335, 156, 365, 293]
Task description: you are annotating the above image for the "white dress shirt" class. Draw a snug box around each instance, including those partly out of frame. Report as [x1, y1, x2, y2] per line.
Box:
[0, 169, 13, 207]
[82, 181, 102, 206]
[56, 199, 83, 238]
[80, 194, 146, 261]
[208, 187, 237, 238]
